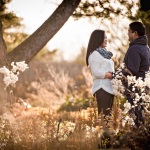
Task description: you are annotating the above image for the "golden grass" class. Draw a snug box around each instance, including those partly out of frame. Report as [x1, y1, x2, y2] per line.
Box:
[0, 99, 139, 150]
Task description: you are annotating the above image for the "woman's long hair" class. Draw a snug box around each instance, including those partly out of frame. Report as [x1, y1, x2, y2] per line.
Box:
[86, 30, 105, 66]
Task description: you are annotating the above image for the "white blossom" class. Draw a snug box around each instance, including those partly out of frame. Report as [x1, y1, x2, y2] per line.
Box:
[141, 88, 145, 92]
[111, 77, 125, 96]
[111, 63, 150, 128]
[119, 72, 123, 76]
[145, 72, 150, 88]
[127, 75, 136, 86]
[0, 61, 28, 89]
[128, 118, 135, 125]
[116, 74, 122, 79]
[123, 115, 135, 126]
[123, 108, 129, 114]
[27, 105, 31, 108]
[112, 90, 119, 96]
[119, 93, 124, 99]
[135, 93, 140, 102]
[9, 72, 18, 84]
[16, 61, 28, 72]
[23, 102, 28, 106]
[123, 100, 131, 110]
[120, 86, 125, 93]
[3, 76, 12, 86]
[120, 63, 125, 69]
[122, 119, 126, 127]
[132, 86, 135, 91]
[11, 62, 18, 73]
[135, 77, 146, 89]
[125, 116, 129, 120]
[0, 66, 10, 76]
[144, 95, 150, 103]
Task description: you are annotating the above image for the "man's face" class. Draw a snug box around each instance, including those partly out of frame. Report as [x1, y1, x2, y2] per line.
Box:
[128, 27, 138, 42]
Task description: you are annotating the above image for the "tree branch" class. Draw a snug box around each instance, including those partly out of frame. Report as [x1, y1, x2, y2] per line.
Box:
[6, 0, 81, 64]
[0, 17, 7, 114]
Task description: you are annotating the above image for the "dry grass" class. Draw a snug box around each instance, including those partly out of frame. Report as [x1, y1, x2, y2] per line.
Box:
[0, 97, 150, 150]
[1, 60, 150, 150]
[13, 61, 93, 109]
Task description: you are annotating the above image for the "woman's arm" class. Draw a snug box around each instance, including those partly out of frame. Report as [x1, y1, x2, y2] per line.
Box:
[90, 60, 112, 79]
[90, 51, 112, 79]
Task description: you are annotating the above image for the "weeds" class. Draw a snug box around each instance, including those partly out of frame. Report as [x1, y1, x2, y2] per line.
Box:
[0, 62, 150, 150]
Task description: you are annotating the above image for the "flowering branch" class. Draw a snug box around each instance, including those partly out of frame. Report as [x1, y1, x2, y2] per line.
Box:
[111, 63, 150, 127]
[0, 61, 28, 89]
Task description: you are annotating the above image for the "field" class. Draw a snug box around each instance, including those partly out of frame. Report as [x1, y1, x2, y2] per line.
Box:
[0, 60, 150, 150]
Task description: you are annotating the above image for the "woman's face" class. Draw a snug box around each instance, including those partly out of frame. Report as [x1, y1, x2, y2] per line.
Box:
[100, 33, 107, 48]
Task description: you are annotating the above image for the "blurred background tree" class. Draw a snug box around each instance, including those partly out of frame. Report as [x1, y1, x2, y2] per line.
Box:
[0, 0, 27, 52]
[72, 0, 150, 47]
[74, 18, 130, 65]
[1, 0, 149, 64]
[0, 0, 53, 59]
[74, 46, 86, 65]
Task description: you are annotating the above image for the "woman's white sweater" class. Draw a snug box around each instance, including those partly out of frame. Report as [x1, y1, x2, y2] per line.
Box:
[88, 51, 115, 96]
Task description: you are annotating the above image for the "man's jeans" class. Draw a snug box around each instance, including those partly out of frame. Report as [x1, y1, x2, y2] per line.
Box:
[126, 95, 144, 127]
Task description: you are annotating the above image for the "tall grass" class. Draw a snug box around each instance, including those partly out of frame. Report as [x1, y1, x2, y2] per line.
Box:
[1, 62, 150, 149]
[1, 96, 150, 150]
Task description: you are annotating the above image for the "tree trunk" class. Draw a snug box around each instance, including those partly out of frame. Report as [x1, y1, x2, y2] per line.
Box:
[145, 24, 150, 48]
[0, 18, 7, 114]
[6, 0, 81, 64]
[140, 0, 150, 47]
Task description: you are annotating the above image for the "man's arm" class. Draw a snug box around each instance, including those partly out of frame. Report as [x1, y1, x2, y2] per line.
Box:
[123, 47, 141, 76]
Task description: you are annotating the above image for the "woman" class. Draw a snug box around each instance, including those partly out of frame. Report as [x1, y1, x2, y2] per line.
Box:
[86, 29, 115, 116]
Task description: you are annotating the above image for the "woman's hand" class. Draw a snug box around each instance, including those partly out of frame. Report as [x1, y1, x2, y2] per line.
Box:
[104, 72, 112, 79]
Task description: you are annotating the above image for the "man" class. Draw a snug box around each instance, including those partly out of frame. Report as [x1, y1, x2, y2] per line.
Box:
[122, 21, 150, 127]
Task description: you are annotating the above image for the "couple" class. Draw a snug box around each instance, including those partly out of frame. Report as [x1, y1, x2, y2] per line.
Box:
[86, 21, 150, 127]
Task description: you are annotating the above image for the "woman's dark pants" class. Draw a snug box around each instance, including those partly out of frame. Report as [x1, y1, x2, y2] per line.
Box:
[95, 88, 114, 116]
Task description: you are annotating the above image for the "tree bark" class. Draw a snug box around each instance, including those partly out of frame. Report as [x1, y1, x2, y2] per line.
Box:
[0, 18, 7, 114]
[145, 24, 150, 48]
[6, 0, 81, 64]
[140, 0, 150, 47]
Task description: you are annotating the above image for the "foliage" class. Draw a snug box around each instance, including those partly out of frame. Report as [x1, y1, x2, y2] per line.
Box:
[58, 95, 126, 112]
[74, 46, 86, 65]
[72, 0, 150, 26]
[114, 94, 126, 109]
[0, 0, 54, 59]
[0, 97, 150, 149]
[0, 0, 22, 30]
[32, 63, 93, 104]
[34, 48, 58, 62]
[0, 0, 29, 54]
[12, 61, 90, 108]
[4, 32, 28, 52]
[74, 16, 130, 62]
[57, 96, 95, 112]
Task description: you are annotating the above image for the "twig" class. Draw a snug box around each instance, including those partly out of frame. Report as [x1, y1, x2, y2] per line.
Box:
[57, 118, 62, 136]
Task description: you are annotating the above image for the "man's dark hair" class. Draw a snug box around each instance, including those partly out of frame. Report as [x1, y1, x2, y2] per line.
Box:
[129, 22, 145, 36]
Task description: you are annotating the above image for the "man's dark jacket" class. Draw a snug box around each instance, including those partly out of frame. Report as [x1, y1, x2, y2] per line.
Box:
[122, 35, 150, 95]
[121, 35, 150, 127]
